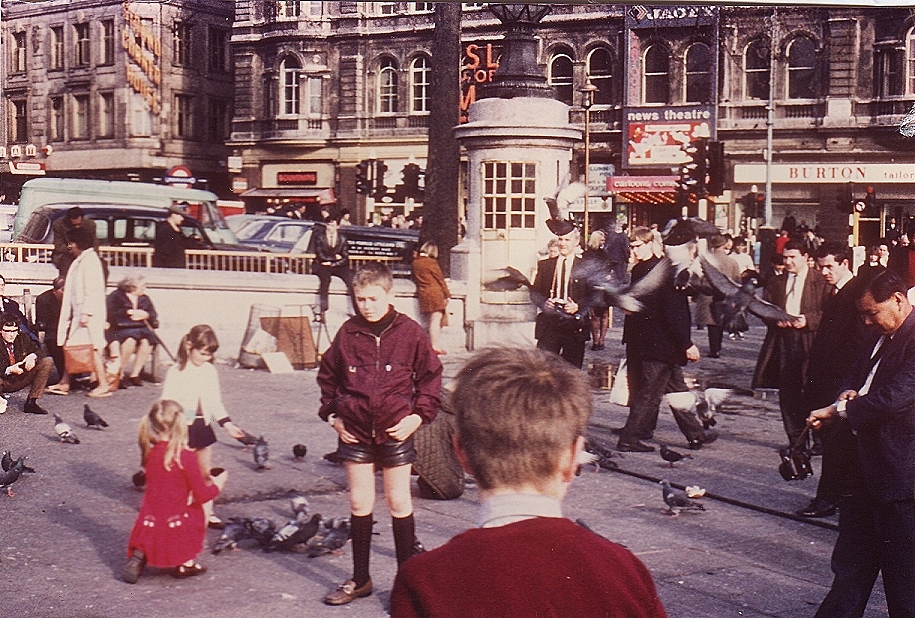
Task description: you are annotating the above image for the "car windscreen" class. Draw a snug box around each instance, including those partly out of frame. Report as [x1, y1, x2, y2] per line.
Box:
[235, 219, 280, 241]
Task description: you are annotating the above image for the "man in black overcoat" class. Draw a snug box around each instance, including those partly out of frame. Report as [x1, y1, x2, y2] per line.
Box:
[808, 270, 915, 617]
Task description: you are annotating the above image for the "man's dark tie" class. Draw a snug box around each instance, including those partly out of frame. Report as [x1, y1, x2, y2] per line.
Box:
[831, 285, 838, 297]
[558, 258, 567, 300]
[7, 343, 15, 365]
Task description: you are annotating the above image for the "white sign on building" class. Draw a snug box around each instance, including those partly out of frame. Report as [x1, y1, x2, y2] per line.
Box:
[734, 163, 915, 184]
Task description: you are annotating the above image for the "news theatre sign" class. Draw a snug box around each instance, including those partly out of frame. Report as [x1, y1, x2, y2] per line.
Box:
[623, 105, 715, 169]
[734, 163, 915, 184]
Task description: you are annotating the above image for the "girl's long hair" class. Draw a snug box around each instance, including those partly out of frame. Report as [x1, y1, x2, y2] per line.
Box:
[176, 324, 219, 370]
[138, 400, 189, 470]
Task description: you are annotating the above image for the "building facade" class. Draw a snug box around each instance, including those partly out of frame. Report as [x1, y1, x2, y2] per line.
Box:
[1, 0, 235, 201]
[229, 2, 915, 249]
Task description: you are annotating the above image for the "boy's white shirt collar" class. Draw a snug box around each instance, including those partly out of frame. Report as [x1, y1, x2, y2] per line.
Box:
[477, 493, 563, 528]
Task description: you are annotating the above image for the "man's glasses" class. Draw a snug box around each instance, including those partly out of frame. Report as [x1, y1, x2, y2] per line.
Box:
[1, 328, 19, 333]
[630, 241, 645, 248]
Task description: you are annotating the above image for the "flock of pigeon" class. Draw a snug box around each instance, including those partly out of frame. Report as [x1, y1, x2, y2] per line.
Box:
[211, 495, 351, 558]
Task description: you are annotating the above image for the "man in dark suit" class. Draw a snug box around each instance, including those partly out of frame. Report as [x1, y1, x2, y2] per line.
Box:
[531, 220, 590, 368]
[808, 270, 915, 617]
[796, 243, 876, 518]
[753, 240, 829, 447]
[616, 226, 710, 453]
[0, 312, 53, 414]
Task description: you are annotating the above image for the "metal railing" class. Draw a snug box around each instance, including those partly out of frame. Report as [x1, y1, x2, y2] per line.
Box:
[0, 243, 404, 275]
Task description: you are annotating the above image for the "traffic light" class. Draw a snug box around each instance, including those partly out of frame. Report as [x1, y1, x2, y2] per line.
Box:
[742, 191, 764, 218]
[401, 163, 422, 200]
[837, 181, 854, 214]
[355, 160, 372, 195]
[373, 160, 388, 200]
[864, 185, 878, 217]
[678, 140, 707, 196]
[706, 141, 725, 196]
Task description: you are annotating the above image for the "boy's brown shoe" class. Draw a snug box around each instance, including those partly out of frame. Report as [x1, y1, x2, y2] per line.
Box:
[323, 579, 373, 605]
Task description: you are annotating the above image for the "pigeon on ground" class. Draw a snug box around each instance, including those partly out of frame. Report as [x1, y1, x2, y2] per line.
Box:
[0, 457, 27, 496]
[660, 444, 692, 468]
[2, 451, 35, 474]
[212, 517, 253, 554]
[83, 404, 108, 430]
[253, 436, 270, 470]
[266, 512, 322, 552]
[292, 444, 307, 461]
[53, 413, 80, 444]
[700, 256, 795, 328]
[131, 470, 146, 490]
[290, 495, 309, 517]
[305, 517, 351, 557]
[660, 479, 706, 515]
[247, 517, 278, 547]
[235, 429, 259, 449]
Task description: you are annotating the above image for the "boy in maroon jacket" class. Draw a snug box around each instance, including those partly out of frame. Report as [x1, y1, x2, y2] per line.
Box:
[317, 262, 442, 606]
[390, 347, 668, 618]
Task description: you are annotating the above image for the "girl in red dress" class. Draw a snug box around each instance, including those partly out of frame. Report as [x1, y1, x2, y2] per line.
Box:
[121, 400, 227, 583]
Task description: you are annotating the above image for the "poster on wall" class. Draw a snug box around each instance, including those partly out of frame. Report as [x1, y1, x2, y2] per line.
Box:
[622, 104, 716, 169]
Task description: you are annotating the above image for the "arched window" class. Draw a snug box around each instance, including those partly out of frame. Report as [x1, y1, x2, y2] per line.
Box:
[643, 44, 669, 104]
[281, 56, 300, 115]
[587, 48, 614, 105]
[549, 53, 574, 105]
[744, 39, 770, 100]
[787, 36, 817, 99]
[684, 42, 711, 103]
[411, 55, 431, 113]
[379, 57, 398, 114]
[907, 27, 915, 94]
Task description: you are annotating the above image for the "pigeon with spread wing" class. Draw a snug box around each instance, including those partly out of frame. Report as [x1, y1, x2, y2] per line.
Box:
[700, 255, 796, 328]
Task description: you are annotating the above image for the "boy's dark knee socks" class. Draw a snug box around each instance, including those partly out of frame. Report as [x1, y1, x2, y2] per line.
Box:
[351, 513, 373, 587]
[392, 513, 416, 566]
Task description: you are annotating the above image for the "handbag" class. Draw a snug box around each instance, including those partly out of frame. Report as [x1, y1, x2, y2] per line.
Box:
[778, 423, 814, 481]
[63, 327, 95, 374]
[609, 359, 629, 406]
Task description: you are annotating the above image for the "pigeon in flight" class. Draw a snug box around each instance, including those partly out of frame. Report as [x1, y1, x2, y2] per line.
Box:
[700, 256, 795, 328]
[0, 456, 27, 496]
[580, 256, 674, 314]
[253, 436, 270, 470]
[292, 444, 308, 461]
[662, 217, 720, 246]
[660, 479, 706, 516]
[900, 101, 915, 137]
[266, 512, 322, 552]
[83, 404, 108, 430]
[543, 182, 588, 223]
[305, 516, 352, 557]
[577, 440, 619, 473]
[660, 444, 692, 468]
[53, 413, 80, 444]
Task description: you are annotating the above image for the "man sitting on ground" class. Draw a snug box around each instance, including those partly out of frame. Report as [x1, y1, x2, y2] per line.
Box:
[0, 312, 53, 414]
[390, 346, 668, 618]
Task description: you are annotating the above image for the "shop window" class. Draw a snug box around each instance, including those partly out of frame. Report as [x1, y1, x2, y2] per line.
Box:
[643, 44, 670, 104]
[482, 161, 537, 230]
[684, 42, 711, 103]
[549, 53, 574, 105]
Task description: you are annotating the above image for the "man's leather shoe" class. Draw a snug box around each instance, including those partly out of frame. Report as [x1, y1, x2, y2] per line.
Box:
[617, 440, 654, 453]
[323, 579, 373, 605]
[23, 401, 48, 415]
[796, 498, 837, 518]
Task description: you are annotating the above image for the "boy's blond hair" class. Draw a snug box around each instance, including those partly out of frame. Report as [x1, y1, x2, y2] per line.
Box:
[352, 262, 394, 292]
[451, 347, 592, 491]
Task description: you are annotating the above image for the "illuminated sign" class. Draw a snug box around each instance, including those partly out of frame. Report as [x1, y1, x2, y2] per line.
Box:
[277, 171, 318, 185]
[622, 105, 715, 169]
[123, 3, 161, 114]
[461, 42, 502, 122]
[607, 176, 679, 193]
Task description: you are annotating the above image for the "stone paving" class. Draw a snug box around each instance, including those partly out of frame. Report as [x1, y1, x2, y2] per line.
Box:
[0, 316, 890, 617]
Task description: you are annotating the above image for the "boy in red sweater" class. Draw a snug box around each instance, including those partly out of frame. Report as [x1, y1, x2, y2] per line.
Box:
[390, 347, 668, 618]
[318, 262, 442, 606]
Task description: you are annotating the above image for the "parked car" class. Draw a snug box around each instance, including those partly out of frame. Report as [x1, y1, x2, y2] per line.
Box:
[0, 205, 18, 243]
[14, 204, 259, 266]
[230, 216, 419, 275]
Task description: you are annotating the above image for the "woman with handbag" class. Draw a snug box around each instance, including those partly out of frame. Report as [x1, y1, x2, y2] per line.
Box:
[47, 227, 110, 398]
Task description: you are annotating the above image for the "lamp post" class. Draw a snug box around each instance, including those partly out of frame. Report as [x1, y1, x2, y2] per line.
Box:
[580, 80, 597, 241]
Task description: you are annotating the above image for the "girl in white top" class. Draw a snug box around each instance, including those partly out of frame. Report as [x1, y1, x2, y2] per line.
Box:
[161, 324, 244, 528]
